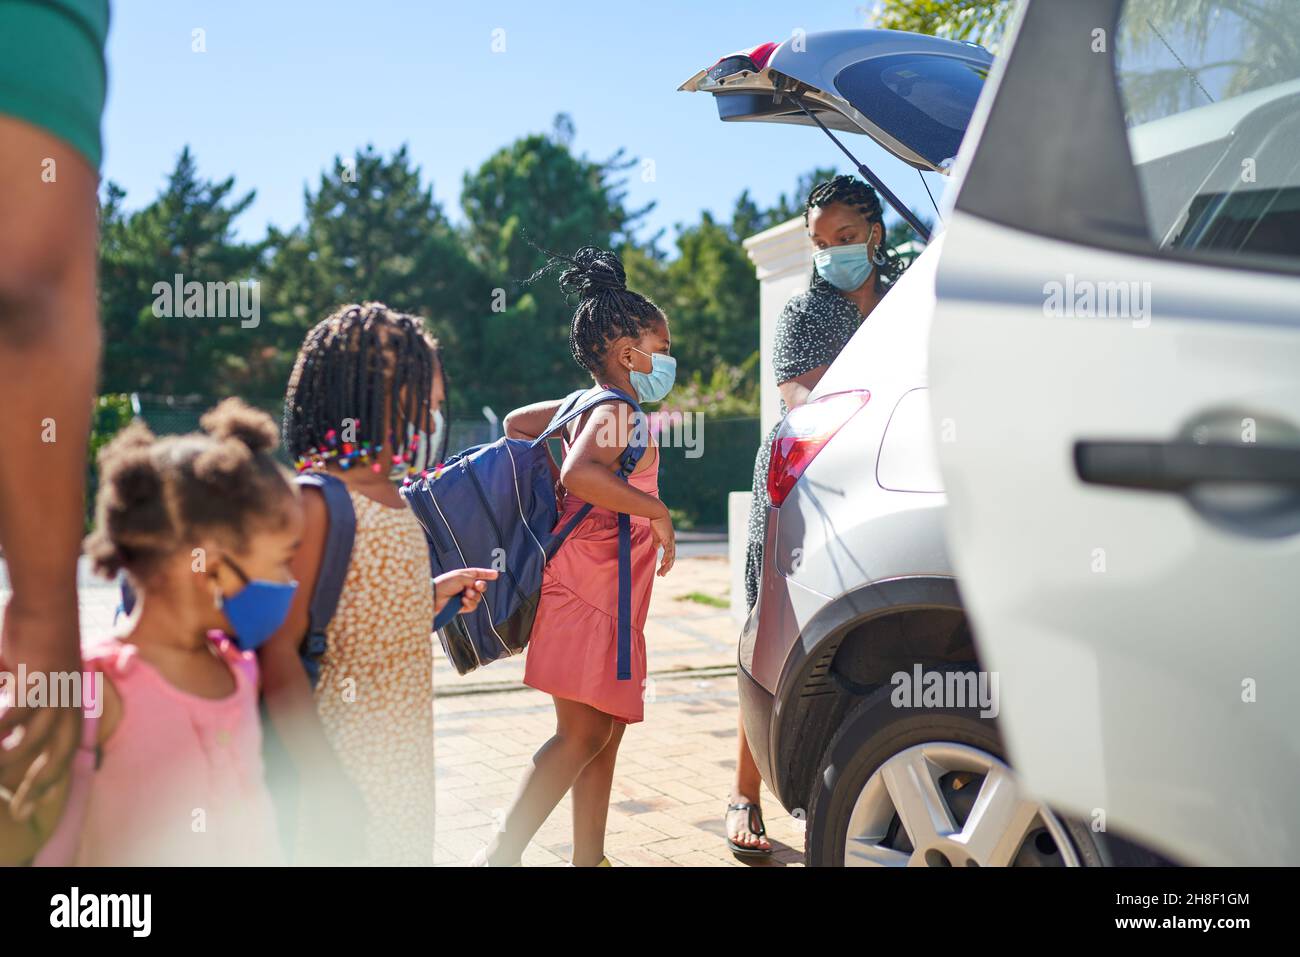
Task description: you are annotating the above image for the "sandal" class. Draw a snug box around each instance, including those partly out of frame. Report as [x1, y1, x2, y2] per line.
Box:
[725, 801, 772, 858]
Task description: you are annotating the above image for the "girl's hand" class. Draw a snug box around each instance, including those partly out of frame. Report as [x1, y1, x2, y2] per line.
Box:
[649, 512, 676, 577]
[433, 568, 499, 615]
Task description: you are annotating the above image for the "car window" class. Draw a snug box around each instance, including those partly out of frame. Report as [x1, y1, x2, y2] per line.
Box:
[1115, 0, 1300, 268]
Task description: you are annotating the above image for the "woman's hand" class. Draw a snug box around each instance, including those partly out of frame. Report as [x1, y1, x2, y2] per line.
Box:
[433, 568, 499, 615]
[778, 365, 828, 412]
[0, 607, 82, 822]
[649, 510, 676, 577]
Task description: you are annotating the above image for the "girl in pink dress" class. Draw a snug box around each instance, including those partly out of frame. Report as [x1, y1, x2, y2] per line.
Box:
[479, 246, 677, 867]
[0, 400, 298, 866]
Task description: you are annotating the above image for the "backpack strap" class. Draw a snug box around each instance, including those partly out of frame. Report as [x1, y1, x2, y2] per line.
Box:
[616, 512, 633, 680]
[294, 472, 356, 689]
[433, 592, 463, 631]
[538, 386, 647, 682]
[117, 573, 136, 620]
[531, 386, 593, 443]
[541, 386, 648, 552]
[530, 386, 647, 474]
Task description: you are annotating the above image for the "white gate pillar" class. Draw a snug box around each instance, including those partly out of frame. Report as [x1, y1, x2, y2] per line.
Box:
[744, 216, 813, 436]
[726, 217, 812, 624]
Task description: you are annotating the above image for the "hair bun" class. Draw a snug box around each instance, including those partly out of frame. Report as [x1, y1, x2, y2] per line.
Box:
[558, 246, 626, 297]
[85, 422, 171, 578]
[96, 422, 164, 509]
[199, 397, 279, 455]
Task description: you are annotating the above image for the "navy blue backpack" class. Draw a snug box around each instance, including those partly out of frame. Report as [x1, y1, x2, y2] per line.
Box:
[400, 385, 646, 680]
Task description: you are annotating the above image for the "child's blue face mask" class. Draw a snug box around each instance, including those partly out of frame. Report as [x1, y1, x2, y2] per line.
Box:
[813, 243, 874, 292]
[217, 558, 298, 651]
[629, 347, 676, 404]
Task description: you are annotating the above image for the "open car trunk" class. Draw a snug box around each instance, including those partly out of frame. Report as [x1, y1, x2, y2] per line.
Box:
[680, 29, 994, 238]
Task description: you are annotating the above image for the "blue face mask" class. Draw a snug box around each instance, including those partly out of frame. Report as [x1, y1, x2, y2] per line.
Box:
[813, 243, 875, 292]
[217, 559, 298, 652]
[629, 347, 677, 404]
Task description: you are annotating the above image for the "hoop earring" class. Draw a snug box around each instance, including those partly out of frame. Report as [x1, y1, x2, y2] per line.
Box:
[871, 245, 888, 266]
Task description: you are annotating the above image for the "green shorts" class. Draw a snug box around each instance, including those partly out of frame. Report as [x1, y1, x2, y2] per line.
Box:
[0, 0, 109, 170]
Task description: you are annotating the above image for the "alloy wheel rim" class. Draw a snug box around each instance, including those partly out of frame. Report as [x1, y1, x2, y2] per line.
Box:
[843, 741, 1081, 867]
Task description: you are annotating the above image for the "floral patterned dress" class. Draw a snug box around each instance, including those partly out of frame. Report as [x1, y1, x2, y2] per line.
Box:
[298, 488, 436, 866]
[744, 276, 863, 610]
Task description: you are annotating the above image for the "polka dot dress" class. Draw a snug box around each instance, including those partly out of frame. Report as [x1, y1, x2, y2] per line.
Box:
[745, 277, 864, 610]
[299, 488, 436, 866]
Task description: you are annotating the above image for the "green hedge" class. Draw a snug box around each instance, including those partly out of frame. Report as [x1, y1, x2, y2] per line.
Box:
[655, 416, 760, 530]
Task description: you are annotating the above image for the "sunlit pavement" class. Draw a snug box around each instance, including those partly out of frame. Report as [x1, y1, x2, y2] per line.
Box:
[434, 554, 804, 866]
[435, 669, 803, 866]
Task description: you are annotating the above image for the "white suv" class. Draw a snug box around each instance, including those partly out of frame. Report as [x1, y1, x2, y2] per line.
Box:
[685, 0, 1300, 867]
[930, 0, 1300, 866]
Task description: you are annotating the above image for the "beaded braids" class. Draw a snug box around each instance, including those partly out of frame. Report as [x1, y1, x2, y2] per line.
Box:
[528, 245, 665, 377]
[804, 175, 904, 293]
[84, 399, 295, 580]
[283, 302, 441, 477]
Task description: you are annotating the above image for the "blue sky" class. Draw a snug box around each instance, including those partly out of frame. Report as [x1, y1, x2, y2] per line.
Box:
[101, 0, 951, 248]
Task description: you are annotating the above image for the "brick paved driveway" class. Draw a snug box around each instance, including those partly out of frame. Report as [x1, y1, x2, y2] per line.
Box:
[433, 554, 806, 866]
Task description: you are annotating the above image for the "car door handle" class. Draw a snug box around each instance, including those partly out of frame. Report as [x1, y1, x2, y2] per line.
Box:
[1074, 440, 1300, 492]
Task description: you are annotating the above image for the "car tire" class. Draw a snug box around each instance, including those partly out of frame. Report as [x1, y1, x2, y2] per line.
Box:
[804, 680, 1112, 867]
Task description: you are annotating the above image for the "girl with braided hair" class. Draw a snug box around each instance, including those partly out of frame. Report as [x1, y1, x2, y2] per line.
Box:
[731, 175, 903, 858]
[263, 302, 495, 866]
[475, 246, 676, 867]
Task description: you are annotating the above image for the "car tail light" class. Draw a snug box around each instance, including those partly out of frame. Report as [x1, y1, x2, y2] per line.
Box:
[746, 41, 778, 71]
[706, 42, 778, 84]
[767, 391, 870, 507]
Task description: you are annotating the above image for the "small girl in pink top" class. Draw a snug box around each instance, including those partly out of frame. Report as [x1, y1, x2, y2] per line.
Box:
[0, 399, 300, 866]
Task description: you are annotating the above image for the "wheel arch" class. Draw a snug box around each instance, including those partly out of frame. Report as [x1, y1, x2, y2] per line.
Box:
[769, 575, 979, 814]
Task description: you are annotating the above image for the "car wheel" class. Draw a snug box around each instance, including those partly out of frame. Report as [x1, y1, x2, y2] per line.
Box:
[805, 683, 1106, 867]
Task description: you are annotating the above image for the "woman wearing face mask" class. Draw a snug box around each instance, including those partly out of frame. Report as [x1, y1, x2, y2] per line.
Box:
[729, 175, 905, 858]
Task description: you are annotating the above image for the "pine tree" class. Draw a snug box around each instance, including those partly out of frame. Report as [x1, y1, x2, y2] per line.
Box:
[99, 147, 263, 395]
